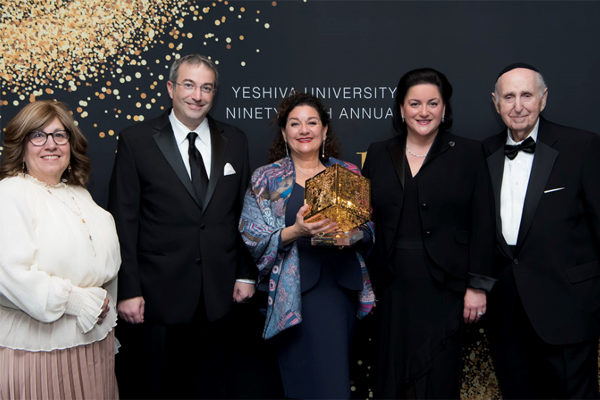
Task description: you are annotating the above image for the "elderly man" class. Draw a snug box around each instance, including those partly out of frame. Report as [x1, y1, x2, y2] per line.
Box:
[483, 63, 600, 398]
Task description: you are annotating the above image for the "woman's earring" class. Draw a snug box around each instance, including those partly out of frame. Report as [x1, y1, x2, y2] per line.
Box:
[285, 141, 289, 157]
[68, 164, 72, 175]
[22, 161, 26, 173]
[321, 138, 326, 159]
[442, 114, 445, 123]
[401, 115, 405, 123]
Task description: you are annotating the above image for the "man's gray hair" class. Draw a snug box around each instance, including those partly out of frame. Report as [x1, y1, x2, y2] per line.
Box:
[169, 54, 219, 87]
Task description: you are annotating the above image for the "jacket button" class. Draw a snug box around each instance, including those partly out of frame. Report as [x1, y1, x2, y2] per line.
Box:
[424, 230, 432, 238]
[421, 202, 428, 209]
[513, 259, 519, 265]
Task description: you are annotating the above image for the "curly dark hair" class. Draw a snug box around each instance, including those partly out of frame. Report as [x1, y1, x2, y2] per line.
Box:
[268, 92, 340, 163]
[392, 67, 454, 134]
[0, 100, 90, 186]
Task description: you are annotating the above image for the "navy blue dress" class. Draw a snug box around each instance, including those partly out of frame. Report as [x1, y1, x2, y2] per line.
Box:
[273, 183, 364, 399]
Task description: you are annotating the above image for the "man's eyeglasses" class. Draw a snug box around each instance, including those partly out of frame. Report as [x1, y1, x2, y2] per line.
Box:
[28, 130, 70, 146]
[171, 81, 216, 94]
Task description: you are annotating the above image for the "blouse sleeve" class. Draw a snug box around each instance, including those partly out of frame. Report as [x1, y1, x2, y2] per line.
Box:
[0, 183, 106, 333]
[238, 171, 284, 284]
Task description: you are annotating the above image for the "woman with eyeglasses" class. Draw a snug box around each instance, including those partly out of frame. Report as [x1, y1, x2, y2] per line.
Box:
[0, 100, 121, 398]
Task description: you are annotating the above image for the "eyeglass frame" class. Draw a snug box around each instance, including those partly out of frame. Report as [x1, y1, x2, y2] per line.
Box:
[170, 80, 216, 94]
[27, 130, 71, 146]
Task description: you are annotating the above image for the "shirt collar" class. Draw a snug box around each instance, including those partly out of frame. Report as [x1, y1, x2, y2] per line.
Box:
[169, 110, 210, 145]
[506, 118, 539, 145]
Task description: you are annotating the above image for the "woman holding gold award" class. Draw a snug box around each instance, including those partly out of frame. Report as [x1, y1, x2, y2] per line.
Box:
[239, 92, 374, 399]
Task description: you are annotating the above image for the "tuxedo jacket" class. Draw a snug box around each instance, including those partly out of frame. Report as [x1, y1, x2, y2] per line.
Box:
[108, 111, 254, 324]
[483, 118, 600, 344]
[362, 130, 495, 293]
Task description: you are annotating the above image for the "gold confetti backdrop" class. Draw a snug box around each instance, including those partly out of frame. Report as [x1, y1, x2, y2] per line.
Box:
[0, 0, 275, 143]
[461, 327, 501, 399]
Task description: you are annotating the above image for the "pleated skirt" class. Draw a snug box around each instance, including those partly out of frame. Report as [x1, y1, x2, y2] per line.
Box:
[0, 330, 118, 400]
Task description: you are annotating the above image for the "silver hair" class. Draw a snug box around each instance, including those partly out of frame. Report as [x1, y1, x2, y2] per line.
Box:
[493, 70, 547, 103]
[169, 54, 219, 87]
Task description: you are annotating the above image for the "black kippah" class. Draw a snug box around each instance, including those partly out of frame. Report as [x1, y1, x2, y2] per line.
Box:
[496, 62, 540, 79]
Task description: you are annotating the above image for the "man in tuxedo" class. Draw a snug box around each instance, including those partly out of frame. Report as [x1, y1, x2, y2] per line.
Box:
[483, 63, 600, 398]
[109, 54, 256, 398]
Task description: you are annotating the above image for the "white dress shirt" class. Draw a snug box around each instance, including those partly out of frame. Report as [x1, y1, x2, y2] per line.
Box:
[500, 119, 540, 245]
[168, 112, 254, 285]
[169, 110, 212, 178]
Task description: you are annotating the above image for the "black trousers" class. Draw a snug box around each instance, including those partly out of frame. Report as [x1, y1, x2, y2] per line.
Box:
[115, 303, 229, 399]
[115, 299, 283, 399]
[487, 268, 599, 399]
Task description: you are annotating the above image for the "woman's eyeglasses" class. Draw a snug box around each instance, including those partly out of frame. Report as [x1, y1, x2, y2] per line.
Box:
[28, 130, 70, 146]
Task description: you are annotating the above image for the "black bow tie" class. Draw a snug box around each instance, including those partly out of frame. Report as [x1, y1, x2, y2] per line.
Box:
[504, 137, 536, 160]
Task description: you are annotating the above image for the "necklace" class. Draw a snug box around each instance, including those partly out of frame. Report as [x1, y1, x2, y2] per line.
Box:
[406, 147, 427, 158]
[43, 183, 97, 258]
[295, 164, 324, 178]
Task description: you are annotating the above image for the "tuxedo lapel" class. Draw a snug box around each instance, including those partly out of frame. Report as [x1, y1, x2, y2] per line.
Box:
[516, 127, 559, 250]
[203, 118, 227, 213]
[386, 135, 406, 189]
[152, 118, 201, 207]
[422, 130, 453, 167]
[382, 136, 406, 259]
[486, 134, 513, 257]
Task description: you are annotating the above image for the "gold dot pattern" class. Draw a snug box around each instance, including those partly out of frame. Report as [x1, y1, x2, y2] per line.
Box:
[461, 327, 501, 399]
[353, 327, 600, 399]
[0, 0, 186, 94]
[0, 0, 278, 145]
[351, 322, 503, 400]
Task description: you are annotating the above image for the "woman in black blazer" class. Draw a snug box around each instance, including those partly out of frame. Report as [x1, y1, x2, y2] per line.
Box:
[362, 68, 495, 399]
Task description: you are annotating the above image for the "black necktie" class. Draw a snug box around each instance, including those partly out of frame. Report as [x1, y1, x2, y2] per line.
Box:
[187, 132, 209, 203]
[504, 136, 536, 160]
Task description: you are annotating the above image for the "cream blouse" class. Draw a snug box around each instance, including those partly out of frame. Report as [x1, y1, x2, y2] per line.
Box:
[0, 174, 121, 351]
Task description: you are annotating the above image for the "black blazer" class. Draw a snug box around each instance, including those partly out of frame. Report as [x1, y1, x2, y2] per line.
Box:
[483, 118, 600, 344]
[108, 111, 254, 324]
[363, 130, 495, 293]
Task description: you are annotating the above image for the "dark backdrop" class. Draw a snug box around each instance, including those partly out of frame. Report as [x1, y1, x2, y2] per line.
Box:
[1, 1, 599, 207]
[1, 1, 598, 398]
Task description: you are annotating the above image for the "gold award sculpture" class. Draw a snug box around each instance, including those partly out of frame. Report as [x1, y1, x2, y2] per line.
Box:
[304, 164, 371, 246]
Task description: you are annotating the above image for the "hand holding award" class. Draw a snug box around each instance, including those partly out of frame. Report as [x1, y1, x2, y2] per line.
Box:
[304, 164, 371, 246]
